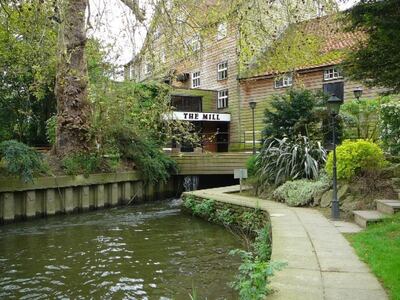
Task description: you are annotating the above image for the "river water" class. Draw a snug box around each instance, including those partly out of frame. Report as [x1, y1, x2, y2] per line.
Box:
[0, 200, 242, 299]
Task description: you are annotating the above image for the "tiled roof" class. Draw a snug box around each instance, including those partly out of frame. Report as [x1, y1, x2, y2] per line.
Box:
[244, 14, 365, 79]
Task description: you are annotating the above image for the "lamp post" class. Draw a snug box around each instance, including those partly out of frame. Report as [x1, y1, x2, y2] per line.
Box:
[353, 87, 363, 102]
[249, 101, 257, 155]
[327, 95, 343, 220]
[353, 87, 363, 137]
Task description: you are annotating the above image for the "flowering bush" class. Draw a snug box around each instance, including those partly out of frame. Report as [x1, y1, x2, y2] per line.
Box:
[380, 100, 400, 156]
[325, 140, 387, 180]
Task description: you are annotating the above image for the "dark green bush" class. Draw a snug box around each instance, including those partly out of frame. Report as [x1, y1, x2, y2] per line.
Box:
[0, 140, 47, 182]
[262, 89, 319, 140]
[115, 130, 178, 184]
[256, 136, 327, 186]
[246, 155, 257, 177]
[215, 209, 235, 225]
[380, 99, 400, 157]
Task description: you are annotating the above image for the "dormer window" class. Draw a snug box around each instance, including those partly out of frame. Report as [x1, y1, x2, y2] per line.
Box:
[186, 35, 201, 52]
[324, 67, 342, 81]
[274, 74, 293, 88]
[217, 22, 227, 40]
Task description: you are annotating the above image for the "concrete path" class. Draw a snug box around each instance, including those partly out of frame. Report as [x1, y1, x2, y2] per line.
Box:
[186, 185, 387, 300]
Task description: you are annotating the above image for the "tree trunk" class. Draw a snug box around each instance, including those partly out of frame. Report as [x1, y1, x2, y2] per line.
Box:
[55, 0, 92, 156]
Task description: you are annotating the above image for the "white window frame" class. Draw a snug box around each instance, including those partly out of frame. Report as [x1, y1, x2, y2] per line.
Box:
[217, 22, 227, 40]
[274, 74, 293, 88]
[130, 66, 136, 80]
[145, 63, 153, 75]
[217, 89, 229, 109]
[324, 67, 343, 81]
[160, 49, 166, 63]
[217, 61, 228, 80]
[190, 35, 200, 52]
[192, 71, 201, 88]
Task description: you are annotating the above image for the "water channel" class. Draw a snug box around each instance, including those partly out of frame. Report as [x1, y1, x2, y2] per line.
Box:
[0, 200, 242, 299]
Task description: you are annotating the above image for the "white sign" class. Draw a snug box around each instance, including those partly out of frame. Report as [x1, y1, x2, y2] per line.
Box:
[234, 169, 248, 179]
[167, 111, 231, 122]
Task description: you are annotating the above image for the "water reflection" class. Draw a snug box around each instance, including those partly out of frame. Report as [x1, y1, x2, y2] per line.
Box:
[0, 200, 241, 299]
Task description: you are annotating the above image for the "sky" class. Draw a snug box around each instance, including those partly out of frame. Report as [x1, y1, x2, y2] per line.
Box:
[88, 0, 359, 74]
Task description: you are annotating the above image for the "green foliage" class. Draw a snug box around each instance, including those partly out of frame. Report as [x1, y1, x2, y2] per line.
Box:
[256, 136, 327, 186]
[252, 226, 272, 262]
[325, 140, 387, 181]
[215, 209, 235, 226]
[116, 132, 177, 184]
[192, 199, 216, 219]
[380, 99, 400, 157]
[239, 210, 264, 232]
[229, 249, 283, 300]
[246, 155, 257, 177]
[46, 115, 57, 146]
[272, 175, 330, 207]
[262, 90, 319, 139]
[62, 152, 104, 176]
[0, 1, 57, 144]
[342, 0, 400, 92]
[340, 98, 382, 141]
[0, 140, 47, 182]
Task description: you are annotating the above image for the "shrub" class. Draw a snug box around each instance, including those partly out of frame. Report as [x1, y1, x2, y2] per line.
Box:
[325, 140, 387, 181]
[0, 140, 47, 182]
[62, 152, 104, 176]
[229, 249, 283, 300]
[240, 210, 264, 232]
[215, 209, 235, 226]
[256, 136, 327, 186]
[340, 98, 381, 141]
[115, 130, 178, 184]
[246, 155, 257, 177]
[380, 100, 400, 157]
[253, 226, 272, 262]
[46, 115, 57, 146]
[272, 175, 331, 206]
[262, 89, 319, 139]
[191, 199, 216, 220]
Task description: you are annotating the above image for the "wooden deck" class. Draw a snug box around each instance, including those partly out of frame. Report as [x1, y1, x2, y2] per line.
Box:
[170, 152, 251, 175]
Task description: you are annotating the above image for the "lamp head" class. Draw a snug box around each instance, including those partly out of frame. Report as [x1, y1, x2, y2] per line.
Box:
[249, 101, 257, 110]
[353, 87, 363, 100]
[327, 95, 343, 115]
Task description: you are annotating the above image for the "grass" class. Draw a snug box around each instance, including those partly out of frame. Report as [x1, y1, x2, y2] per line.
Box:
[347, 213, 400, 300]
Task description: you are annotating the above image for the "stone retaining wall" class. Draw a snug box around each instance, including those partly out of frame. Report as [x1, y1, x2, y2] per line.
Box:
[0, 172, 178, 223]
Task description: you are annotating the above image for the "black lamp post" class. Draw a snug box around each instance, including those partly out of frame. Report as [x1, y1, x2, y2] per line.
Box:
[353, 87, 363, 101]
[327, 95, 343, 220]
[249, 101, 257, 155]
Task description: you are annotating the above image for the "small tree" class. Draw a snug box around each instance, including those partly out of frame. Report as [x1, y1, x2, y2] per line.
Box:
[262, 89, 319, 140]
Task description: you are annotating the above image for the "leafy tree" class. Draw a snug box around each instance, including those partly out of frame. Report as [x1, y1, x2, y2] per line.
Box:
[262, 89, 319, 139]
[342, 0, 400, 92]
[0, 1, 57, 144]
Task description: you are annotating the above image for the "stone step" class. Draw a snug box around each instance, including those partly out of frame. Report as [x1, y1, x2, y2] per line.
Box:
[353, 210, 387, 228]
[376, 199, 400, 215]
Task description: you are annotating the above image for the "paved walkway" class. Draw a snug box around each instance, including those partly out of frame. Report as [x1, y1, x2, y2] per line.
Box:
[186, 185, 388, 300]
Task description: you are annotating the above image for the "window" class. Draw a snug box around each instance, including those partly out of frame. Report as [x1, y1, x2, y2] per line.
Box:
[324, 67, 342, 81]
[217, 22, 227, 40]
[323, 82, 344, 101]
[186, 35, 200, 52]
[217, 61, 228, 80]
[130, 66, 136, 80]
[160, 49, 166, 63]
[274, 74, 293, 88]
[145, 63, 153, 75]
[192, 71, 200, 88]
[218, 89, 229, 109]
